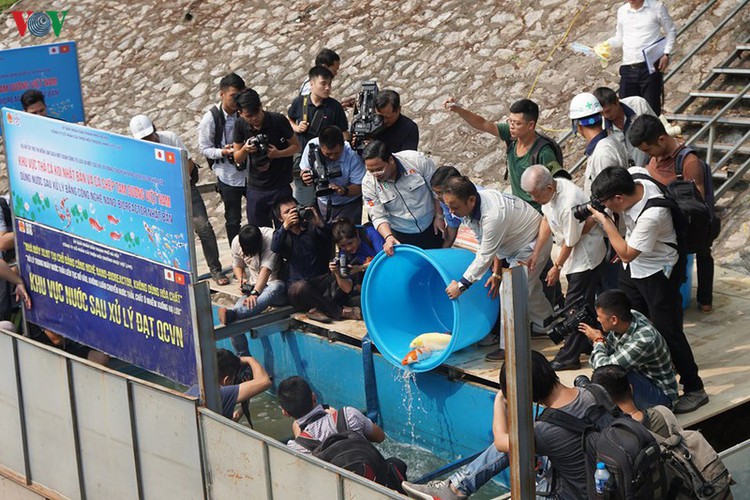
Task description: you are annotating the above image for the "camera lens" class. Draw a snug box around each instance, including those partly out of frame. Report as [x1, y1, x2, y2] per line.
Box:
[572, 203, 592, 223]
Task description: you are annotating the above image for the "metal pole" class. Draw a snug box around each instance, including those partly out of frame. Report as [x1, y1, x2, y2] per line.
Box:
[191, 280, 221, 414]
[665, 0, 750, 83]
[685, 82, 750, 148]
[501, 266, 535, 499]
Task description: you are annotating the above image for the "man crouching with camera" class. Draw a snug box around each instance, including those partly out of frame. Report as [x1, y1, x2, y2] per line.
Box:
[271, 193, 360, 323]
[521, 165, 607, 371]
[299, 125, 366, 223]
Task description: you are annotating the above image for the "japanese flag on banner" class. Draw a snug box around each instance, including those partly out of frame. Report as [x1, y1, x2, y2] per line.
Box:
[154, 149, 166, 161]
[164, 269, 174, 282]
[48, 46, 60, 55]
[175, 273, 185, 286]
[165, 151, 176, 164]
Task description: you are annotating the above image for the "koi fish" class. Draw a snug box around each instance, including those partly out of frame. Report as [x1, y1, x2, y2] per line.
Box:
[107, 215, 120, 224]
[409, 332, 452, 351]
[401, 347, 432, 366]
[60, 197, 68, 208]
[89, 217, 104, 232]
[172, 259, 180, 268]
[164, 242, 173, 253]
[172, 241, 187, 249]
[110, 231, 121, 240]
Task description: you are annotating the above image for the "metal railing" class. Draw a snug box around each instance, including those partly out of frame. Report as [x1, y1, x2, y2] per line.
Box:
[0, 329, 401, 500]
[557, 1, 748, 176]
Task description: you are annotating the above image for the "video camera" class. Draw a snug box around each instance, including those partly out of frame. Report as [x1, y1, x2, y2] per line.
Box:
[546, 296, 600, 344]
[350, 81, 384, 155]
[572, 197, 607, 222]
[307, 143, 343, 197]
[237, 134, 270, 171]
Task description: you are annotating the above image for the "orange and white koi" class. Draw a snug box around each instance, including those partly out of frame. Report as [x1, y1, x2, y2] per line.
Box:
[110, 231, 122, 240]
[107, 215, 120, 224]
[89, 217, 104, 232]
[409, 332, 451, 351]
[401, 347, 432, 366]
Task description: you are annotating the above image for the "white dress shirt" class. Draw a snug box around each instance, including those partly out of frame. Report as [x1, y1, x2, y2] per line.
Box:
[608, 0, 677, 65]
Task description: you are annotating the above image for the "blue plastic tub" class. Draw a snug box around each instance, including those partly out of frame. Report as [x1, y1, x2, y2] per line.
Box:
[361, 245, 499, 372]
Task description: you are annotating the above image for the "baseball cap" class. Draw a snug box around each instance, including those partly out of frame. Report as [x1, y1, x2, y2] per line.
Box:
[129, 114, 155, 139]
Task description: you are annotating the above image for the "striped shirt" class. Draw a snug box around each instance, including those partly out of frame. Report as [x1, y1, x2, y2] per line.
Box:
[287, 405, 373, 455]
[590, 310, 678, 403]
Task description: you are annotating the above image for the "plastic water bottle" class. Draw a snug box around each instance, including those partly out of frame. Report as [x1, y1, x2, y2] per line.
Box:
[594, 462, 610, 494]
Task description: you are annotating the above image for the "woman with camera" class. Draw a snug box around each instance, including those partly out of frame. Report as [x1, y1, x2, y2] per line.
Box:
[329, 218, 385, 304]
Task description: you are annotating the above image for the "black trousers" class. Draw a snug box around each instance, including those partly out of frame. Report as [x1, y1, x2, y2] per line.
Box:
[216, 178, 247, 245]
[287, 273, 348, 320]
[553, 263, 603, 364]
[246, 184, 292, 228]
[695, 245, 714, 307]
[619, 63, 663, 116]
[619, 265, 703, 392]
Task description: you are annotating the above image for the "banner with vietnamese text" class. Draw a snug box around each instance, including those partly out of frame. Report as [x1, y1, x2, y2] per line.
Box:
[0, 42, 84, 124]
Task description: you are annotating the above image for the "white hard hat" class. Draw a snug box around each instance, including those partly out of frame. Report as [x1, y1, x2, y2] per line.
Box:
[569, 92, 603, 120]
[129, 114, 155, 139]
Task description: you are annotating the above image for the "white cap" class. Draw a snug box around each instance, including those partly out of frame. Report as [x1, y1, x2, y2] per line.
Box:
[569, 92, 603, 120]
[129, 114, 155, 139]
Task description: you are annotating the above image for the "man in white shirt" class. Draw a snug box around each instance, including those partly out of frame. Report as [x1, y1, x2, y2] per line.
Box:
[442, 176, 554, 360]
[594, 87, 657, 167]
[198, 72, 247, 246]
[130, 114, 229, 285]
[600, 0, 677, 115]
[589, 166, 707, 413]
[521, 166, 606, 370]
[569, 93, 629, 196]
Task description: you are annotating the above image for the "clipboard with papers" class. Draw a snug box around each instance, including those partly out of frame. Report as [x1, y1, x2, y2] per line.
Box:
[643, 37, 667, 74]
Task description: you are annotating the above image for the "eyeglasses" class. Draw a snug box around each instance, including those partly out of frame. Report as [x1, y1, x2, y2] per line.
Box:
[368, 167, 388, 176]
[507, 119, 528, 128]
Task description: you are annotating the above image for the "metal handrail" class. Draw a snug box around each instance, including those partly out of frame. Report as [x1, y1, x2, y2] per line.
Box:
[665, 0, 750, 83]
[557, 0, 745, 167]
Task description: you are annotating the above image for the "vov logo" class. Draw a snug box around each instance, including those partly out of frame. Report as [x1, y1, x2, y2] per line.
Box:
[11, 11, 69, 37]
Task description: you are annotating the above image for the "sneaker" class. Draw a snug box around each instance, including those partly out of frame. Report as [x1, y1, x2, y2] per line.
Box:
[478, 333, 500, 347]
[673, 389, 709, 414]
[550, 360, 581, 371]
[485, 348, 505, 361]
[402, 479, 467, 500]
[341, 306, 362, 320]
[212, 273, 230, 286]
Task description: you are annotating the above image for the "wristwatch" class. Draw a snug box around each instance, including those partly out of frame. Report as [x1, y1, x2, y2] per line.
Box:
[457, 282, 468, 292]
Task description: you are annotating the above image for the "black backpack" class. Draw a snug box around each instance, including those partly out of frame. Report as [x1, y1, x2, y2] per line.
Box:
[675, 146, 721, 242]
[294, 408, 406, 492]
[505, 132, 571, 180]
[538, 384, 667, 499]
[206, 105, 226, 169]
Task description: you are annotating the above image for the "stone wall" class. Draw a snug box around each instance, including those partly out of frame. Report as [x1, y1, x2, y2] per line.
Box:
[1, 0, 749, 269]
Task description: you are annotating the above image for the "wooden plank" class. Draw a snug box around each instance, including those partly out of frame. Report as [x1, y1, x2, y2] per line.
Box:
[293, 264, 750, 428]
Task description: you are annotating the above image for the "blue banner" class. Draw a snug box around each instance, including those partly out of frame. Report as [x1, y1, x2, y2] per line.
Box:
[0, 42, 84, 123]
[2, 108, 194, 274]
[18, 221, 196, 386]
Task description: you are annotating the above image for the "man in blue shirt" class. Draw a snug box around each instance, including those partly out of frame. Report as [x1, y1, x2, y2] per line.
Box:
[185, 349, 271, 420]
[300, 126, 365, 223]
[271, 193, 359, 323]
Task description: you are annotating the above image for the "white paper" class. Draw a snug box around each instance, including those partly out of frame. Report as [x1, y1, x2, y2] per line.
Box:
[643, 37, 667, 74]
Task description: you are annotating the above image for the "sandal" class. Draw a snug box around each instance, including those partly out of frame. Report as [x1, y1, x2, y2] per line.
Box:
[212, 274, 230, 286]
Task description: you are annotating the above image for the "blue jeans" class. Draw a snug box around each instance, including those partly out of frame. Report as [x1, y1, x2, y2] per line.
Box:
[229, 281, 288, 356]
[450, 444, 509, 495]
[627, 369, 673, 410]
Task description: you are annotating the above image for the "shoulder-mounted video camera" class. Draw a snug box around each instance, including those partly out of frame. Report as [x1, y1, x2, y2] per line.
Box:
[350, 81, 384, 155]
[307, 143, 342, 197]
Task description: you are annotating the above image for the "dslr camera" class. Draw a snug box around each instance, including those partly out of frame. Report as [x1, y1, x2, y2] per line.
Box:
[546, 296, 600, 344]
[350, 81, 385, 155]
[572, 196, 607, 223]
[307, 143, 343, 197]
[294, 205, 316, 221]
[238, 134, 270, 171]
[336, 250, 350, 278]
